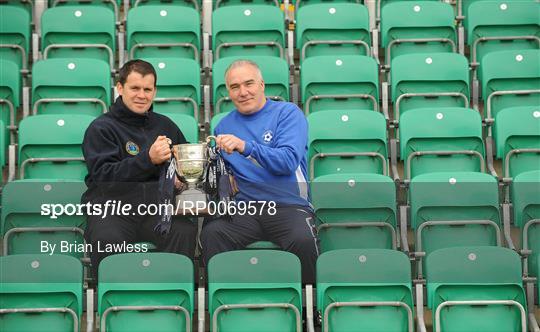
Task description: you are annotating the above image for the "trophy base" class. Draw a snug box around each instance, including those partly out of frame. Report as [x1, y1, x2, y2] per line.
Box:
[175, 189, 209, 216]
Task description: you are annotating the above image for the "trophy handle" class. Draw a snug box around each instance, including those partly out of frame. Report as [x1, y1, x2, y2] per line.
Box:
[206, 135, 217, 146]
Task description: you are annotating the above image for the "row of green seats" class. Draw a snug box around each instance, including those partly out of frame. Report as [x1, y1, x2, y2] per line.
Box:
[2, 0, 537, 75]
[0, 246, 532, 332]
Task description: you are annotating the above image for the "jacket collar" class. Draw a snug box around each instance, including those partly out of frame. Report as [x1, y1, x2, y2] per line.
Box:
[109, 96, 152, 127]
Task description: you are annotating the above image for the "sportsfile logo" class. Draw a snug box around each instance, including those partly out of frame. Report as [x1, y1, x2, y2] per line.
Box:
[40, 200, 277, 219]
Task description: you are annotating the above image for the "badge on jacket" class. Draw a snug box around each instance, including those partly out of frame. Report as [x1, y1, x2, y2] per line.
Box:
[126, 141, 140, 155]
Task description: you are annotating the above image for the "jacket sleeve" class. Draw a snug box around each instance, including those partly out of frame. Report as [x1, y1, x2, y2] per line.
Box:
[241, 105, 307, 176]
[83, 123, 160, 182]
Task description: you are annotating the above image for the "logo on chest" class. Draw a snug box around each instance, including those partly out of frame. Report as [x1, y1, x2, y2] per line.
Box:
[125, 141, 140, 156]
[262, 130, 273, 144]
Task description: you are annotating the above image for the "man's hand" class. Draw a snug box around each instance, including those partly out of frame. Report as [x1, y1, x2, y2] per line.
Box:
[149, 135, 172, 165]
[216, 134, 246, 154]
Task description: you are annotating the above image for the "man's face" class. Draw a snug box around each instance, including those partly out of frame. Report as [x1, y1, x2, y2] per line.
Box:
[117, 71, 156, 114]
[226, 64, 266, 115]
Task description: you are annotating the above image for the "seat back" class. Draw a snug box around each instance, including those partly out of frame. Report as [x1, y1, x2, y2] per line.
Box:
[208, 250, 302, 332]
[0, 1, 33, 17]
[32, 58, 111, 116]
[515, 171, 540, 277]
[212, 5, 285, 60]
[317, 249, 413, 332]
[308, 110, 387, 178]
[425, 246, 526, 332]
[381, 2, 456, 65]
[131, 0, 200, 10]
[1, 180, 87, 257]
[494, 106, 540, 178]
[400, 107, 484, 178]
[296, 3, 370, 62]
[162, 113, 199, 143]
[210, 112, 228, 135]
[49, 0, 120, 17]
[144, 57, 200, 118]
[98, 253, 194, 332]
[410, 172, 500, 257]
[461, 0, 536, 21]
[212, 55, 289, 114]
[480, 49, 540, 120]
[127, 5, 200, 60]
[0, 5, 30, 70]
[391, 53, 470, 117]
[41, 6, 116, 66]
[215, 0, 278, 8]
[466, 0, 540, 67]
[0, 58, 20, 151]
[0, 254, 83, 332]
[312, 174, 397, 251]
[18, 114, 93, 180]
[301, 55, 379, 114]
[296, 0, 361, 9]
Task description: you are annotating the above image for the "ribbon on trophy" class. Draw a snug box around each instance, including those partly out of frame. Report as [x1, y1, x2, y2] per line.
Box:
[204, 136, 236, 214]
[154, 139, 177, 236]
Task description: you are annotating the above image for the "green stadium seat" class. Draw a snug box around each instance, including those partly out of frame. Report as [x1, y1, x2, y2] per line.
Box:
[31, 58, 111, 116]
[296, 3, 370, 63]
[0, 1, 32, 18]
[0, 5, 31, 73]
[49, 0, 121, 24]
[41, 6, 116, 70]
[390, 52, 470, 122]
[399, 107, 484, 179]
[301, 55, 379, 115]
[208, 250, 302, 332]
[245, 241, 280, 249]
[466, 0, 540, 72]
[514, 170, 540, 277]
[1, 180, 87, 258]
[493, 106, 540, 179]
[312, 174, 397, 252]
[143, 57, 200, 120]
[317, 249, 413, 332]
[377, 0, 441, 25]
[480, 49, 540, 122]
[410, 172, 501, 277]
[131, 0, 200, 11]
[381, 1, 456, 70]
[163, 113, 199, 143]
[212, 5, 285, 60]
[18, 114, 93, 180]
[212, 55, 289, 114]
[308, 110, 388, 178]
[127, 5, 200, 61]
[424, 246, 526, 332]
[0, 59, 20, 150]
[295, 0, 362, 10]
[459, 0, 537, 22]
[98, 253, 194, 332]
[215, 0, 279, 9]
[0, 254, 84, 332]
[210, 112, 228, 134]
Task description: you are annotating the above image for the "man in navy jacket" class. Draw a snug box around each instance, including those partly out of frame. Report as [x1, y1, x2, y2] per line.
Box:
[82, 60, 196, 279]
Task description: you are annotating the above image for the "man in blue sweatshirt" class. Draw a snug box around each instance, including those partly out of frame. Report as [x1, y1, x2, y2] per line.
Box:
[201, 60, 319, 283]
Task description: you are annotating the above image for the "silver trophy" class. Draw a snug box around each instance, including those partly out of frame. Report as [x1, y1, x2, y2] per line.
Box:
[172, 136, 215, 215]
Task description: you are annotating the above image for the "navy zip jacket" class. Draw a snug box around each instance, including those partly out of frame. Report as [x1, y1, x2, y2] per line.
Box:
[81, 96, 186, 206]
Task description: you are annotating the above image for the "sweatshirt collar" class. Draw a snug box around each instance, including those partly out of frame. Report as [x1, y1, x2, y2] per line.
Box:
[109, 96, 152, 127]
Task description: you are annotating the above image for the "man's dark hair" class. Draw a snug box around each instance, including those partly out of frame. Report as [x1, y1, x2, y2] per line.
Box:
[117, 59, 157, 87]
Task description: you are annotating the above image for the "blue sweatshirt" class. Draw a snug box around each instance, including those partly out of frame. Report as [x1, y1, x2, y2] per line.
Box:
[214, 99, 310, 207]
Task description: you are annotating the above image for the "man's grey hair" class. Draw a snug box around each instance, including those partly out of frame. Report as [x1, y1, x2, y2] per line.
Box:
[224, 59, 263, 87]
